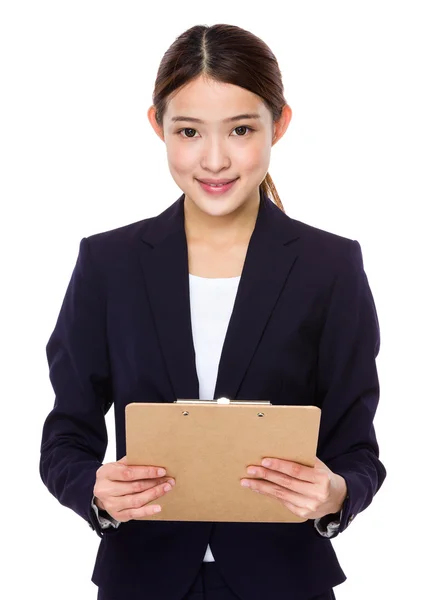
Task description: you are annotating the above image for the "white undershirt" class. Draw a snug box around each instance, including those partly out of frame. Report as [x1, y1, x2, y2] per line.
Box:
[188, 273, 241, 562]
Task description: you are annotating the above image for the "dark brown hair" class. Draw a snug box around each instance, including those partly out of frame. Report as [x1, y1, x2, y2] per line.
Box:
[152, 24, 288, 212]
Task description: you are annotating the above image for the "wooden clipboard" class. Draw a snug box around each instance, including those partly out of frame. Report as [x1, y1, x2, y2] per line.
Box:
[125, 399, 321, 523]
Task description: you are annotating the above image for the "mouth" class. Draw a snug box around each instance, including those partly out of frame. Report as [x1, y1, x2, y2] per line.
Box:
[196, 178, 239, 195]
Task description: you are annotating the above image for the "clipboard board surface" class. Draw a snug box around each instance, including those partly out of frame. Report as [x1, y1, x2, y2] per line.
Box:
[126, 400, 321, 523]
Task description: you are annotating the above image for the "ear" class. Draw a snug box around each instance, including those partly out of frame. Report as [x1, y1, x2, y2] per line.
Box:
[272, 104, 292, 146]
[147, 105, 165, 142]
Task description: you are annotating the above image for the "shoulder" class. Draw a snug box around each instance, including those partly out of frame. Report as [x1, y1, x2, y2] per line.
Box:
[290, 215, 355, 251]
[283, 213, 363, 274]
[86, 216, 153, 246]
[266, 198, 357, 260]
[79, 215, 158, 267]
[82, 196, 183, 261]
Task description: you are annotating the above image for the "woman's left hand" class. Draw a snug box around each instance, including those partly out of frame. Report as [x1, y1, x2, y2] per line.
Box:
[240, 456, 347, 520]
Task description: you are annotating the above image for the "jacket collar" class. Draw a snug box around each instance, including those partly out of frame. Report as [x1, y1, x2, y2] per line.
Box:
[140, 187, 298, 248]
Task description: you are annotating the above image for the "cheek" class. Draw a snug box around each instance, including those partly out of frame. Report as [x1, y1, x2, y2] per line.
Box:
[166, 141, 197, 174]
[238, 142, 271, 174]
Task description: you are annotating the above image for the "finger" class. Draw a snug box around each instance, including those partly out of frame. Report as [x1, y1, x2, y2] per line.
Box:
[117, 503, 163, 521]
[98, 477, 174, 498]
[246, 466, 315, 498]
[242, 477, 307, 509]
[314, 456, 330, 471]
[281, 500, 307, 519]
[113, 481, 174, 520]
[103, 462, 167, 482]
[117, 455, 167, 476]
[260, 458, 316, 483]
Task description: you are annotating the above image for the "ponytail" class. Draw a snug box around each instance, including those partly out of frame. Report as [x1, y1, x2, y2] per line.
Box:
[260, 173, 285, 213]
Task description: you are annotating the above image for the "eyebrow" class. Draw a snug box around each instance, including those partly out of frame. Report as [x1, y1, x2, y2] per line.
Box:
[170, 113, 261, 124]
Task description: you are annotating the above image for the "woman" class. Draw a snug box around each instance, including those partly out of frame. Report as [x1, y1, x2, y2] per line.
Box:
[40, 24, 386, 600]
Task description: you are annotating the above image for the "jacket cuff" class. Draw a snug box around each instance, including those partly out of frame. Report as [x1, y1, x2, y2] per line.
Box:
[331, 470, 362, 534]
[313, 505, 343, 538]
[315, 466, 370, 539]
[91, 496, 121, 530]
[85, 475, 121, 538]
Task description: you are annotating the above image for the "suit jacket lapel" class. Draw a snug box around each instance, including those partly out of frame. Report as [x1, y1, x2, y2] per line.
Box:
[213, 192, 299, 400]
[138, 189, 300, 402]
[138, 196, 199, 401]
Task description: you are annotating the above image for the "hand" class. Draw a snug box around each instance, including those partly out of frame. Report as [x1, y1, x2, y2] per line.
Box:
[240, 456, 347, 520]
[93, 456, 175, 522]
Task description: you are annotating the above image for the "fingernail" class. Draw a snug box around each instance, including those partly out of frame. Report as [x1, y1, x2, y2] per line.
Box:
[167, 478, 175, 486]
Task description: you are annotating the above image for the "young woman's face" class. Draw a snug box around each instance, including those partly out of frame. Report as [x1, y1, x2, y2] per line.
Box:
[150, 75, 289, 219]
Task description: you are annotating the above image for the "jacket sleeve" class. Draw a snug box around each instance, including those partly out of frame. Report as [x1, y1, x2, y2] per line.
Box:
[39, 237, 118, 539]
[314, 239, 387, 539]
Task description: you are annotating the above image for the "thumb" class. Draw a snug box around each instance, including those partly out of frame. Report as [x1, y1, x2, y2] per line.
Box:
[118, 455, 129, 465]
[314, 456, 328, 469]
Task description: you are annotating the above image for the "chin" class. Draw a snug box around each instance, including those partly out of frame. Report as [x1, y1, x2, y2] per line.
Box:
[202, 203, 241, 217]
[190, 196, 245, 218]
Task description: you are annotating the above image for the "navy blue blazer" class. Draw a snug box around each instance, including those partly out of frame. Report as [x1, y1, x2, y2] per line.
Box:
[40, 189, 386, 600]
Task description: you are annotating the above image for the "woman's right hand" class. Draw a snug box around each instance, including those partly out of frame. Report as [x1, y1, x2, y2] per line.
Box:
[93, 455, 175, 522]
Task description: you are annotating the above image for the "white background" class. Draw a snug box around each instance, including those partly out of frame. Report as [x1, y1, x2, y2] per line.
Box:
[1, 1, 432, 598]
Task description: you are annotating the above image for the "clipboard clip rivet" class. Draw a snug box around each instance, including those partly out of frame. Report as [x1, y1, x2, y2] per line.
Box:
[182, 411, 189, 416]
[257, 412, 265, 417]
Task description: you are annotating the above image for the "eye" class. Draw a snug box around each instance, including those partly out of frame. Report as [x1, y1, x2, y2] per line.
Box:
[232, 126, 252, 136]
[178, 128, 198, 138]
[176, 125, 254, 138]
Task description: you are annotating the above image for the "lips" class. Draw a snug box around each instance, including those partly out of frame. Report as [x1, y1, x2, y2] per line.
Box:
[197, 178, 238, 195]
[197, 179, 237, 186]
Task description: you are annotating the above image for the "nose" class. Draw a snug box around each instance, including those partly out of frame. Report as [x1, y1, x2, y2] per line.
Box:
[200, 136, 230, 172]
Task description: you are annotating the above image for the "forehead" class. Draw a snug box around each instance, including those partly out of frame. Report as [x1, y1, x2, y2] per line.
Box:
[165, 76, 269, 122]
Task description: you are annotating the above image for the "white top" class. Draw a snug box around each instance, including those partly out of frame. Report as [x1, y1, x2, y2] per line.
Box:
[188, 273, 241, 562]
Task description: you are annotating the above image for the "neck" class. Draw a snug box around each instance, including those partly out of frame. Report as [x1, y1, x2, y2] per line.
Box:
[184, 189, 260, 247]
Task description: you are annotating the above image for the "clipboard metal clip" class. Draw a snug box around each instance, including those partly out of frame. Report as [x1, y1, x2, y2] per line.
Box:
[176, 397, 271, 405]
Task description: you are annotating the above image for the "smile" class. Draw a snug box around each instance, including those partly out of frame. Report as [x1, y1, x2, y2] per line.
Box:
[197, 179, 239, 195]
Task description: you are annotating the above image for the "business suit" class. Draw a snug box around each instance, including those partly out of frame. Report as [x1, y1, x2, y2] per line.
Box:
[40, 188, 386, 599]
